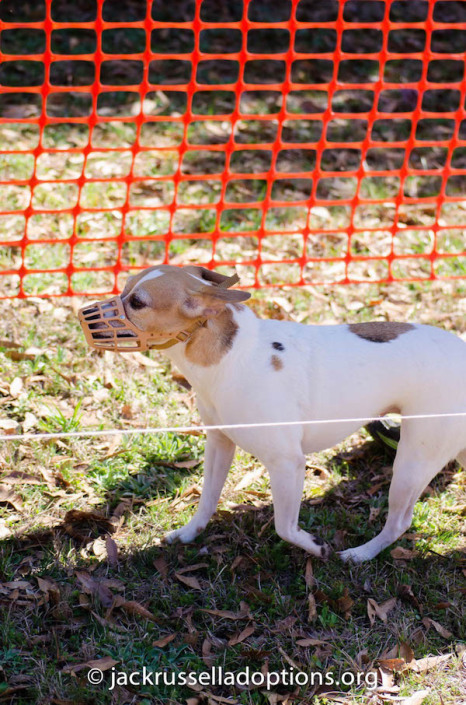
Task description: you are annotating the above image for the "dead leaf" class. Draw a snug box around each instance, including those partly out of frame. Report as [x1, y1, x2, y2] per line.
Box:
[391, 546, 418, 560]
[175, 573, 202, 590]
[62, 656, 118, 675]
[9, 377, 23, 398]
[336, 588, 354, 619]
[202, 604, 251, 621]
[153, 633, 176, 648]
[304, 558, 314, 588]
[413, 653, 452, 672]
[0, 419, 19, 435]
[105, 536, 119, 567]
[63, 510, 115, 542]
[367, 597, 397, 625]
[0, 484, 23, 510]
[234, 467, 264, 492]
[401, 689, 430, 705]
[308, 593, 317, 622]
[121, 404, 133, 420]
[153, 556, 168, 580]
[422, 617, 453, 639]
[176, 563, 208, 575]
[112, 596, 158, 622]
[296, 638, 329, 647]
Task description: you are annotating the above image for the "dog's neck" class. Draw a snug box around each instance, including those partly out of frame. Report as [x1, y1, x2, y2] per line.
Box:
[164, 304, 250, 385]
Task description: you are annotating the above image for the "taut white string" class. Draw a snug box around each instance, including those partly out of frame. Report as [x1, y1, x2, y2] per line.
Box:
[1, 410, 466, 443]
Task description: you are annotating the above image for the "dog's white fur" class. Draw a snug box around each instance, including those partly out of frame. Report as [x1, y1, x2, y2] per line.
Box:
[122, 265, 466, 562]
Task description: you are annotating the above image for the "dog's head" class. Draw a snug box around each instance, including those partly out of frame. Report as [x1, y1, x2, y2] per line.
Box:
[79, 265, 250, 352]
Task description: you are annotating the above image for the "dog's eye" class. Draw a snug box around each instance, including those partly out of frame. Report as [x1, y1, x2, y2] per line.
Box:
[129, 294, 146, 310]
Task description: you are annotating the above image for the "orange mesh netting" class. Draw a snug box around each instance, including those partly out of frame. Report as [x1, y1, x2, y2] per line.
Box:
[0, 0, 465, 298]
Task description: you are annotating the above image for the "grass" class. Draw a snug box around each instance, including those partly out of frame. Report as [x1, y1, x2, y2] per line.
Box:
[0, 275, 465, 705]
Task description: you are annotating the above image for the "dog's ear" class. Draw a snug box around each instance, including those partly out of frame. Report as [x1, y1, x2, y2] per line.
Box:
[181, 285, 250, 319]
[183, 266, 232, 286]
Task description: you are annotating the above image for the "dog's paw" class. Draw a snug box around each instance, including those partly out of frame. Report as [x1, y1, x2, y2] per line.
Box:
[338, 548, 366, 564]
[163, 525, 202, 545]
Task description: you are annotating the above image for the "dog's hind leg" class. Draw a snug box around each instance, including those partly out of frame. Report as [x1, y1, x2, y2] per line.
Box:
[164, 429, 236, 544]
[267, 454, 331, 558]
[340, 421, 455, 563]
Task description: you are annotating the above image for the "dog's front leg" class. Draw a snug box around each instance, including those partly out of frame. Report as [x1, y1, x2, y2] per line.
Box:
[267, 454, 331, 559]
[164, 429, 236, 544]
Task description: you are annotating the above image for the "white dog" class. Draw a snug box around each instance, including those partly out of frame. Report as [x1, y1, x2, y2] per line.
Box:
[79, 265, 466, 562]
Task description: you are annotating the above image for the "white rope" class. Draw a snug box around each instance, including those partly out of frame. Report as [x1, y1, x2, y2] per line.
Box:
[1, 411, 466, 443]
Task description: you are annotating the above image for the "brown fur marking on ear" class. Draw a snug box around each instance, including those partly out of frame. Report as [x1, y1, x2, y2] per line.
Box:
[185, 309, 238, 366]
[348, 322, 415, 343]
[271, 355, 283, 371]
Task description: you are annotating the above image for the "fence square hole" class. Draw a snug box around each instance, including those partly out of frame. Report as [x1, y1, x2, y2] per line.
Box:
[354, 204, 395, 228]
[276, 149, 316, 173]
[0, 245, 21, 271]
[422, 90, 460, 113]
[125, 210, 169, 238]
[71, 271, 114, 294]
[249, 0, 291, 22]
[240, 91, 282, 115]
[296, 0, 338, 22]
[427, 60, 464, 84]
[152, 0, 195, 21]
[197, 60, 239, 85]
[100, 60, 143, 86]
[247, 29, 290, 54]
[344, 1, 384, 21]
[103, 0, 145, 21]
[409, 147, 448, 170]
[338, 60, 379, 84]
[33, 183, 78, 210]
[200, 29, 242, 54]
[85, 151, 132, 178]
[143, 92, 186, 116]
[388, 29, 426, 53]
[92, 122, 136, 147]
[2, 29, 45, 54]
[282, 120, 322, 143]
[351, 231, 392, 257]
[230, 150, 272, 173]
[133, 150, 178, 178]
[321, 148, 361, 172]
[129, 181, 173, 207]
[292, 60, 333, 84]
[47, 92, 92, 118]
[149, 60, 191, 85]
[80, 182, 127, 209]
[294, 28, 336, 53]
[398, 204, 436, 226]
[261, 234, 303, 261]
[384, 60, 422, 83]
[25, 243, 70, 270]
[220, 208, 262, 233]
[287, 91, 328, 114]
[371, 119, 411, 142]
[121, 241, 166, 268]
[173, 208, 216, 235]
[332, 90, 374, 113]
[0, 60, 44, 87]
[140, 123, 183, 147]
[360, 176, 400, 199]
[326, 119, 367, 143]
[200, 0, 243, 22]
[347, 259, 389, 282]
[77, 211, 122, 239]
[303, 261, 346, 285]
[271, 178, 312, 202]
[437, 229, 466, 254]
[73, 241, 118, 268]
[431, 30, 466, 54]
[0, 185, 30, 212]
[36, 152, 84, 180]
[378, 89, 418, 113]
[265, 206, 307, 232]
[244, 60, 286, 84]
[0, 215, 25, 242]
[178, 180, 222, 205]
[415, 119, 455, 142]
[181, 150, 226, 175]
[392, 258, 432, 280]
[50, 61, 95, 86]
[0, 154, 34, 180]
[225, 179, 266, 203]
[446, 175, 466, 197]
[309, 205, 351, 229]
[307, 232, 348, 259]
[393, 229, 434, 255]
[390, 1, 427, 22]
[342, 29, 382, 53]
[1, 0, 45, 21]
[192, 91, 235, 116]
[316, 177, 357, 200]
[234, 120, 277, 144]
[51, 28, 96, 54]
[366, 148, 405, 170]
[52, 0, 96, 22]
[102, 28, 145, 54]
[151, 29, 194, 54]
[188, 121, 231, 146]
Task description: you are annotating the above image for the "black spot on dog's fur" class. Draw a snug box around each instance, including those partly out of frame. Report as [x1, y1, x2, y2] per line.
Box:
[272, 341, 285, 351]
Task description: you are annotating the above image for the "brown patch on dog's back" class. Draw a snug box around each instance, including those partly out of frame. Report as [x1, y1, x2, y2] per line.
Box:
[271, 355, 283, 371]
[185, 309, 238, 366]
[348, 321, 414, 343]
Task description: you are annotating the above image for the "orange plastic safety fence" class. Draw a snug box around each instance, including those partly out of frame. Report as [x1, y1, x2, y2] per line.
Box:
[0, 0, 465, 298]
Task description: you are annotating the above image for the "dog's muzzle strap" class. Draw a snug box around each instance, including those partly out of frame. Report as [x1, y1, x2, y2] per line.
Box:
[78, 272, 241, 353]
